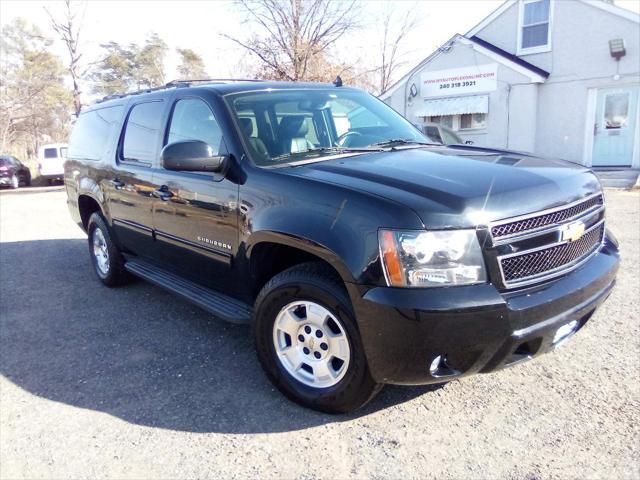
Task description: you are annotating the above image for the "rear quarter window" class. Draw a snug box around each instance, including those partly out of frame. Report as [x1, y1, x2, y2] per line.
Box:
[68, 105, 124, 161]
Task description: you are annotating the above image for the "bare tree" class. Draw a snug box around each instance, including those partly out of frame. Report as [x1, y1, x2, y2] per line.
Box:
[377, 3, 420, 95]
[1, 18, 71, 157]
[225, 0, 359, 81]
[45, 0, 86, 117]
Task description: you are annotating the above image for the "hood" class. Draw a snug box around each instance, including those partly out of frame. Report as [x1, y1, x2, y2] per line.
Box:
[284, 146, 601, 229]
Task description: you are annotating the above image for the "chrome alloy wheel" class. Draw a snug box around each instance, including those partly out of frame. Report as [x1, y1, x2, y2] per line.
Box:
[272, 301, 351, 388]
[92, 227, 110, 275]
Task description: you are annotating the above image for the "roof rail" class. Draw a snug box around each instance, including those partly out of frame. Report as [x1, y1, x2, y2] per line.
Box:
[97, 82, 182, 104]
[96, 78, 267, 104]
[165, 78, 267, 87]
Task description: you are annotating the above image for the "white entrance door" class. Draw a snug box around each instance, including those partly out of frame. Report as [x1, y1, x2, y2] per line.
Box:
[592, 86, 639, 167]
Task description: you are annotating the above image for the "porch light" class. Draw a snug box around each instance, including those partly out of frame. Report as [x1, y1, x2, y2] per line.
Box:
[609, 38, 626, 60]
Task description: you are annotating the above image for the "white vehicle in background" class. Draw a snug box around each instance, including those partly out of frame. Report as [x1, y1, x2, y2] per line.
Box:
[38, 143, 68, 184]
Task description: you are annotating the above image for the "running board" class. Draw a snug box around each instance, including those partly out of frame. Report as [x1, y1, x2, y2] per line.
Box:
[124, 258, 252, 324]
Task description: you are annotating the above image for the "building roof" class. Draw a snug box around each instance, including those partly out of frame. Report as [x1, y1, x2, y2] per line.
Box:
[467, 0, 639, 37]
[380, 34, 548, 100]
[469, 36, 550, 78]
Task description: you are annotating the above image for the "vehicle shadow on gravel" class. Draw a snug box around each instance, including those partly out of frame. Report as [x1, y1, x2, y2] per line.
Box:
[0, 239, 445, 434]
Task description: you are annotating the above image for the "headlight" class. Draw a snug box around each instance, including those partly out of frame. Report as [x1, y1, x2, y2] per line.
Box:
[379, 229, 487, 287]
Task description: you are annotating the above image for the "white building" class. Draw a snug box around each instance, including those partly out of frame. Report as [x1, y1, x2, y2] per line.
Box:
[381, 0, 640, 170]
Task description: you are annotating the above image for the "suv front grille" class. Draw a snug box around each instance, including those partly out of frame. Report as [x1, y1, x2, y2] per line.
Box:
[500, 222, 604, 283]
[488, 193, 606, 288]
[491, 194, 603, 239]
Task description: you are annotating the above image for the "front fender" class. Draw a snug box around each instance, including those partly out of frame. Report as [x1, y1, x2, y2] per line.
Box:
[239, 168, 424, 286]
[247, 230, 357, 284]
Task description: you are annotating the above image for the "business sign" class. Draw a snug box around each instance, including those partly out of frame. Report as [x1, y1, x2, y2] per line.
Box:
[421, 64, 498, 98]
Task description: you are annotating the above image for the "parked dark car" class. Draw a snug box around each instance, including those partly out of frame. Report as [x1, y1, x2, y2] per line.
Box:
[0, 155, 31, 189]
[421, 122, 473, 146]
[64, 80, 619, 413]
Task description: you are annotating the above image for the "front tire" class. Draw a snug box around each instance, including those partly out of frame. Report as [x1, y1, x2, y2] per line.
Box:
[254, 262, 381, 413]
[10, 175, 19, 189]
[87, 212, 129, 287]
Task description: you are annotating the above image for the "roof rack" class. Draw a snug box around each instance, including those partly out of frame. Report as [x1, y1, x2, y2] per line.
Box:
[165, 78, 267, 86]
[97, 78, 266, 104]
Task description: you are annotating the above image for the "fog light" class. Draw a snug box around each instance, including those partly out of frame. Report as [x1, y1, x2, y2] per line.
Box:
[553, 320, 578, 346]
[429, 354, 461, 378]
[429, 355, 443, 374]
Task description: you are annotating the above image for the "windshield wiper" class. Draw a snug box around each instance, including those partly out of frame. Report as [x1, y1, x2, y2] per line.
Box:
[371, 138, 439, 147]
[270, 145, 381, 163]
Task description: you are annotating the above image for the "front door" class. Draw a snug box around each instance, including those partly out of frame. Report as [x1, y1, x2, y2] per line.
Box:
[592, 86, 639, 167]
[151, 96, 239, 295]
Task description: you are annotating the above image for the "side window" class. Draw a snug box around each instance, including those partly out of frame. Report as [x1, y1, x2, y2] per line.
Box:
[425, 126, 443, 143]
[167, 98, 222, 153]
[44, 148, 58, 159]
[121, 101, 165, 164]
[440, 129, 460, 145]
[68, 105, 124, 161]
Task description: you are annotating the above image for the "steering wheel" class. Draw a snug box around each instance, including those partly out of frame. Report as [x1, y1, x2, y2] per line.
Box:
[336, 130, 364, 147]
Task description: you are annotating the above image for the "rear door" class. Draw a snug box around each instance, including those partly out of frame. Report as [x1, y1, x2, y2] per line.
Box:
[150, 95, 239, 294]
[107, 100, 168, 257]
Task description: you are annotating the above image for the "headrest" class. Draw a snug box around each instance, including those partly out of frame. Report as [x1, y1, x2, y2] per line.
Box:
[278, 116, 308, 138]
[239, 117, 254, 136]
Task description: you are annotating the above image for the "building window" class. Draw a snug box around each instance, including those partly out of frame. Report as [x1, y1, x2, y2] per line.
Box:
[518, 0, 552, 54]
[460, 113, 487, 130]
[428, 113, 487, 131]
[429, 115, 454, 129]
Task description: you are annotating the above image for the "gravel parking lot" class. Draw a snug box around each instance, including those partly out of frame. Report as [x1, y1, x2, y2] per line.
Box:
[0, 187, 638, 479]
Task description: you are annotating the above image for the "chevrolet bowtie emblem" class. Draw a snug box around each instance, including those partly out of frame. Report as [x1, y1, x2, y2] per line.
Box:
[562, 221, 586, 242]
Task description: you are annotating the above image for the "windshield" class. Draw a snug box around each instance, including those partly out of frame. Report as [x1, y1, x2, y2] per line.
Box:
[225, 88, 431, 166]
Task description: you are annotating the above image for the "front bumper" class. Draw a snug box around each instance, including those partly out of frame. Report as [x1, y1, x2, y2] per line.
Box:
[350, 234, 619, 385]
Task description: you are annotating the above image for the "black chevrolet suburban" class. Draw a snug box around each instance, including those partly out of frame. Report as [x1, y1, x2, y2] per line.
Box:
[65, 80, 619, 413]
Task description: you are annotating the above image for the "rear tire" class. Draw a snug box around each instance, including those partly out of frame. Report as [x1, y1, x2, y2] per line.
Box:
[253, 262, 382, 413]
[87, 212, 129, 287]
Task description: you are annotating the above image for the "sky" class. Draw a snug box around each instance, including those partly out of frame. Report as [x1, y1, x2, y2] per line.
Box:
[2, 0, 639, 97]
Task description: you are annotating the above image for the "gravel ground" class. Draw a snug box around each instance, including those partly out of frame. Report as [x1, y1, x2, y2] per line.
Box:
[0, 188, 638, 480]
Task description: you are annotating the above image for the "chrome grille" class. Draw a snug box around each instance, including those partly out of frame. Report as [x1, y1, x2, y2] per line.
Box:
[491, 194, 603, 239]
[500, 222, 604, 285]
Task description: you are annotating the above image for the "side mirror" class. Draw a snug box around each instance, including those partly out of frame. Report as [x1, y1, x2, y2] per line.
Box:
[161, 140, 228, 173]
[465, 140, 474, 145]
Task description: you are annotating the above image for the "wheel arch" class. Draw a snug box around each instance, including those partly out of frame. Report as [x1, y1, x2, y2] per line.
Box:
[77, 193, 106, 231]
[246, 231, 356, 299]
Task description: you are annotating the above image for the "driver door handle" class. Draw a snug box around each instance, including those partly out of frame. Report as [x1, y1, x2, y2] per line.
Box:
[152, 185, 174, 201]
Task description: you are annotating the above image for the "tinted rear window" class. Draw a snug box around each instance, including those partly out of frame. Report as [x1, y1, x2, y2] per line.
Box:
[68, 105, 124, 161]
[121, 101, 164, 164]
[44, 148, 58, 159]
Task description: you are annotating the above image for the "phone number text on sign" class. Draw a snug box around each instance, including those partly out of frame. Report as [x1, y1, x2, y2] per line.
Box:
[440, 80, 477, 90]
[421, 64, 497, 98]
